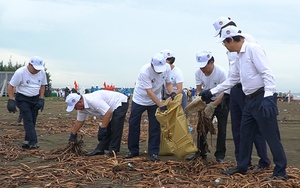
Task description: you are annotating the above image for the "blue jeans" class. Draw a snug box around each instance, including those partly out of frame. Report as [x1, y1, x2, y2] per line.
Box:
[15, 93, 39, 145]
[127, 101, 161, 155]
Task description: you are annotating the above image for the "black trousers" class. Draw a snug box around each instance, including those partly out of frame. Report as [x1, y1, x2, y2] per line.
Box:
[15, 93, 39, 145]
[96, 102, 129, 153]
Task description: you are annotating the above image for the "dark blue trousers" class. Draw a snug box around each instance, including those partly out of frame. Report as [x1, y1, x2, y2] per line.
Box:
[15, 93, 39, 145]
[128, 101, 160, 156]
[97, 101, 129, 153]
[230, 86, 270, 167]
[237, 92, 287, 176]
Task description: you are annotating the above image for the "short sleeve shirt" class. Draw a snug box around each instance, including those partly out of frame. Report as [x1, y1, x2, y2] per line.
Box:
[10, 66, 48, 97]
[77, 90, 128, 121]
[132, 63, 171, 106]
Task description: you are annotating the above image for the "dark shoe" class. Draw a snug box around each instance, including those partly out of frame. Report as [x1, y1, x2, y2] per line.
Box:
[265, 175, 287, 181]
[123, 152, 139, 159]
[28, 143, 39, 150]
[221, 166, 248, 175]
[186, 152, 206, 161]
[216, 158, 224, 163]
[252, 165, 269, 172]
[86, 149, 105, 156]
[150, 154, 160, 162]
[22, 141, 30, 149]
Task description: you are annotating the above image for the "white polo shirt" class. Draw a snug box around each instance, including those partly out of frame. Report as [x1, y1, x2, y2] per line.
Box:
[195, 64, 227, 101]
[10, 66, 47, 97]
[133, 63, 171, 106]
[77, 90, 128, 121]
[164, 66, 184, 94]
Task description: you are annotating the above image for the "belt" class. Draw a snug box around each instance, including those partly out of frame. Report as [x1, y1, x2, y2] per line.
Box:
[233, 83, 242, 88]
[246, 87, 264, 99]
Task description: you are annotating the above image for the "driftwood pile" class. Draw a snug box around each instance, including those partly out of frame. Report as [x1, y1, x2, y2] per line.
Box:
[1, 112, 300, 187]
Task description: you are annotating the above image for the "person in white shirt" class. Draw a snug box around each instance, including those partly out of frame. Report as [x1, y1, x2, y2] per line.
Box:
[186, 50, 229, 163]
[160, 49, 187, 109]
[212, 16, 270, 170]
[7, 56, 47, 150]
[200, 26, 287, 180]
[123, 53, 175, 162]
[65, 90, 129, 157]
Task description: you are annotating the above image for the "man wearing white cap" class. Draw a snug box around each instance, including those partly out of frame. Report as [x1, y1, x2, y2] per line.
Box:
[186, 50, 229, 163]
[123, 53, 174, 162]
[160, 49, 187, 109]
[212, 16, 270, 171]
[7, 56, 47, 149]
[65, 90, 129, 156]
[200, 26, 287, 180]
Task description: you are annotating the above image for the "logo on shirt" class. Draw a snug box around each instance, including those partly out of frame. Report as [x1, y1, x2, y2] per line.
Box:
[38, 80, 41, 83]
[213, 81, 218, 87]
[26, 80, 30, 84]
[219, 21, 223, 26]
[151, 78, 155, 83]
[171, 77, 174, 80]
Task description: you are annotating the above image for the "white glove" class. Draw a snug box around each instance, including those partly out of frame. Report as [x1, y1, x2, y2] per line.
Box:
[204, 102, 217, 119]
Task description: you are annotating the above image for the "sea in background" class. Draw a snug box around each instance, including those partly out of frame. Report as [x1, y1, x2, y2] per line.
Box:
[292, 93, 300, 100]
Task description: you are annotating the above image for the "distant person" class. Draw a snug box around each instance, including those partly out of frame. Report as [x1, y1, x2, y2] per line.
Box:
[212, 16, 270, 170]
[161, 49, 187, 109]
[123, 53, 175, 162]
[200, 26, 287, 180]
[7, 56, 47, 149]
[191, 88, 196, 101]
[64, 87, 70, 100]
[66, 90, 129, 156]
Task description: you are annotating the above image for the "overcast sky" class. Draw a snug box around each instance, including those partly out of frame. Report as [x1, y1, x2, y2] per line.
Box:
[0, 0, 299, 92]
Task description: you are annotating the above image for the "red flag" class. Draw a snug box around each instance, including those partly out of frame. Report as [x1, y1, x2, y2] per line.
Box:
[74, 81, 78, 90]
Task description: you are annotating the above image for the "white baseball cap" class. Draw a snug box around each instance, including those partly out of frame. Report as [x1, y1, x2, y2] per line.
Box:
[30, 56, 44, 70]
[195, 50, 213, 68]
[218, 26, 243, 43]
[151, 53, 167, 72]
[160, 49, 174, 59]
[213, 16, 235, 37]
[65, 93, 81, 112]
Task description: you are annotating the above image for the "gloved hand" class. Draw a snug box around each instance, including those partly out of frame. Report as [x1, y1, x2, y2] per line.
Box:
[68, 133, 77, 144]
[221, 93, 230, 110]
[159, 105, 168, 112]
[199, 90, 213, 104]
[7, 99, 17, 113]
[170, 92, 176, 100]
[259, 95, 279, 118]
[35, 98, 45, 112]
[204, 102, 217, 119]
[98, 127, 107, 141]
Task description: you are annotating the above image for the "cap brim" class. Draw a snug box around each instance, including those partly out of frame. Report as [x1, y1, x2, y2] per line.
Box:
[66, 105, 75, 112]
[153, 65, 167, 72]
[214, 29, 221, 37]
[32, 65, 44, 70]
[195, 62, 207, 68]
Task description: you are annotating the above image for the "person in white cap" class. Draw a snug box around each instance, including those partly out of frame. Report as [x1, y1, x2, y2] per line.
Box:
[7, 56, 47, 149]
[160, 49, 187, 109]
[65, 90, 129, 157]
[123, 53, 175, 162]
[212, 16, 270, 172]
[185, 50, 229, 163]
[200, 26, 287, 180]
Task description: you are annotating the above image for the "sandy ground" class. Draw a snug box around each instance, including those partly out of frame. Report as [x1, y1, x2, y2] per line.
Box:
[1, 97, 300, 187]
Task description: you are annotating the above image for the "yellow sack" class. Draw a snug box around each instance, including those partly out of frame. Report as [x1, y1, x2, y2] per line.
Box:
[155, 94, 198, 159]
